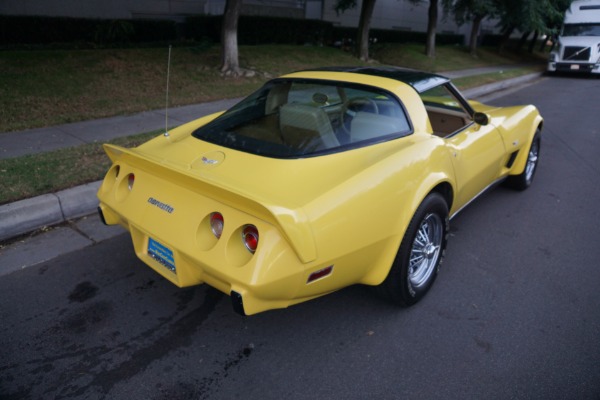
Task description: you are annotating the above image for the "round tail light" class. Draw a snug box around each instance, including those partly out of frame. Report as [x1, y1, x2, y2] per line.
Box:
[210, 212, 224, 238]
[127, 173, 135, 190]
[242, 225, 259, 253]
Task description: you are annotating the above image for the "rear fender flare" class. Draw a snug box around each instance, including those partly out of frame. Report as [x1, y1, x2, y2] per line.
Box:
[360, 173, 455, 286]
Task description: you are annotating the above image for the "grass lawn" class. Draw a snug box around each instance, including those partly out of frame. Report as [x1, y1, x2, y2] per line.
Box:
[0, 43, 545, 132]
[0, 43, 546, 205]
[0, 131, 159, 205]
[0, 45, 369, 132]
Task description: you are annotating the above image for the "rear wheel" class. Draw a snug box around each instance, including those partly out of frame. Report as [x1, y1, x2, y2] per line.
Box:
[377, 192, 449, 306]
[505, 130, 541, 191]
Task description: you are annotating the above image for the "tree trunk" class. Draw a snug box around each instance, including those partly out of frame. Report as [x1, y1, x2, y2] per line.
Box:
[220, 0, 242, 76]
[517, 31, 531, 52]
[357, 0, 376, 61]
[528, 30, 539, 53]
[469, 15, 483, 57]
[498, 25, 515, 54]
[425, 0, 438, 58]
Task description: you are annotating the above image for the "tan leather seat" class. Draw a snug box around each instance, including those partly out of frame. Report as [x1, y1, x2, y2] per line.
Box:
[279, 103, 339, 152]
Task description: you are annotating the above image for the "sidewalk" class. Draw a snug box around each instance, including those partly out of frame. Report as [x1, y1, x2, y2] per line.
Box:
[0, 69, 543, 243]
[0, 98, 241, 160]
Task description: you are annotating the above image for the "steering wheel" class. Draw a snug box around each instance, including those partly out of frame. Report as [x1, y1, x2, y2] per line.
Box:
[341, 97, 379, 134]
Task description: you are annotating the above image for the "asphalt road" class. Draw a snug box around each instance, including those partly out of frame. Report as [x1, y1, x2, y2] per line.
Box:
[1, 74, 600, 400]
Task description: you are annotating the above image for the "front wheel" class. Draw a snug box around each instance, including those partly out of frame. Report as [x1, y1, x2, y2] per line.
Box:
[377, 192, 449, 307]
[504, 130, 541, 191]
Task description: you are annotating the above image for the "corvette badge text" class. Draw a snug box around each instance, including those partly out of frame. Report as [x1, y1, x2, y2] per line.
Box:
[148, 197, 175, 214]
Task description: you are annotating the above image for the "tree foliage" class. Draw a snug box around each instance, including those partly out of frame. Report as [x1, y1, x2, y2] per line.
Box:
[333, 0, 572, 60]
[443, 0, 573, 54]
[442, 0, 497, 55]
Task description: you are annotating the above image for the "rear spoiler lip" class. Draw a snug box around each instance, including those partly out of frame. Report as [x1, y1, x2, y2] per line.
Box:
[102, 143, 318, 263]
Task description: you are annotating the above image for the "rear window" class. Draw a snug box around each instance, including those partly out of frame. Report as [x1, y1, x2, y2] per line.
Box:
[192, 79, 412, 158]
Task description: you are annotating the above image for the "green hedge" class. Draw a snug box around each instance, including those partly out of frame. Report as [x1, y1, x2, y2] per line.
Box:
[0, 15, 177, 46]
[0, 14, 463, 47]
[331, 27, 464, 46]
[481, 34, 503, 47]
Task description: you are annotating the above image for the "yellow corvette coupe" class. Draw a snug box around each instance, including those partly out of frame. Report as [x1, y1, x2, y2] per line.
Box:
[97, 67, 542, 315]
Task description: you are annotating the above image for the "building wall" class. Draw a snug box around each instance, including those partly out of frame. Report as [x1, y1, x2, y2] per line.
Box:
[322, 0, 498, 36]
[203, 0, 304, 18]
[0, 0, 302, 19]
[0, 0, 499, 37]
[0, 0, 205, 19]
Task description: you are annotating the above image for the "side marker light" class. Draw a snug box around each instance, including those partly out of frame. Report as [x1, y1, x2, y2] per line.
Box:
[307, 265, 334, 283]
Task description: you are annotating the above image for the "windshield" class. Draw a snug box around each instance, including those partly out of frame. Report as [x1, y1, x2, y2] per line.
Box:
[192, 79, 412, 158]
[562, 23, 600, 36]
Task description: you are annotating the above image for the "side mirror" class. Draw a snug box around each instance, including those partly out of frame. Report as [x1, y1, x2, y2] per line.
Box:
[474, 112, 489, 126]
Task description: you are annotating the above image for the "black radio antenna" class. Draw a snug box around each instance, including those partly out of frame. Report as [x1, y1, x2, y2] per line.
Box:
[164, 45, 172, 137]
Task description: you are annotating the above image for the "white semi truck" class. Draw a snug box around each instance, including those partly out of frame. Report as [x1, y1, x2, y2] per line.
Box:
[547, 0, 600, 74]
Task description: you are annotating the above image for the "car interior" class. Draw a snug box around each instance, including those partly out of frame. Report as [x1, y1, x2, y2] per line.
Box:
[419, 84, 473, 137]
[195, 80, 475, 157]
[235, 82, 412, 153]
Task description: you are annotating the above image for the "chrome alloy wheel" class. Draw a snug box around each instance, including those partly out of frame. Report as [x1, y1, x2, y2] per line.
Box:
[525, 138, 540, 182]
[408, 213, 443, 288]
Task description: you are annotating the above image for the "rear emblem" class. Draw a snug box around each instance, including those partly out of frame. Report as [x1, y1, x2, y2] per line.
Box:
[193, 151, 226, 170]
[201, 157, 219, 165]
[148, 197, 174, 214]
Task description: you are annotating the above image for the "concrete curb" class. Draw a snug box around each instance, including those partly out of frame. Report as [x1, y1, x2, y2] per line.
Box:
[0, 72, 543, 243]
[462, 72, 541, 99]
[0, 181, 101, 242]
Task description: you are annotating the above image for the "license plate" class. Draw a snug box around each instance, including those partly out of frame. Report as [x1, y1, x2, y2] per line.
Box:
[570, 64, 580, 70]
[148, 237, 176, 273]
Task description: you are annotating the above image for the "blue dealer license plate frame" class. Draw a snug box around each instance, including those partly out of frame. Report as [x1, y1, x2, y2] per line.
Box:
[148, 237, 176, 273]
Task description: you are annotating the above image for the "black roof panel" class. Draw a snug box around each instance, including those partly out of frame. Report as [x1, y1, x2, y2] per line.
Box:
[306, 66, 450, 93]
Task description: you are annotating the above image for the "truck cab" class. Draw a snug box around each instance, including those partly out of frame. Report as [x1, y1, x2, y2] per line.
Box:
[548, 0, 600, 74]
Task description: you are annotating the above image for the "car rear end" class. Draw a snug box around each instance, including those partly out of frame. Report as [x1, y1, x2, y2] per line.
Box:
[97, 141, 323, 315]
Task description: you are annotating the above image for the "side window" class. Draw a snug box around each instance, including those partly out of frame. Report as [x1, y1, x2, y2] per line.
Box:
[420, 85, 472, 137]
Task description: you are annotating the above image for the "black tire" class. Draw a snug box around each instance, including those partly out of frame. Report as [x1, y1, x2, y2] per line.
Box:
[504, 129, 541, 191]
[377, 192, 449, 307]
